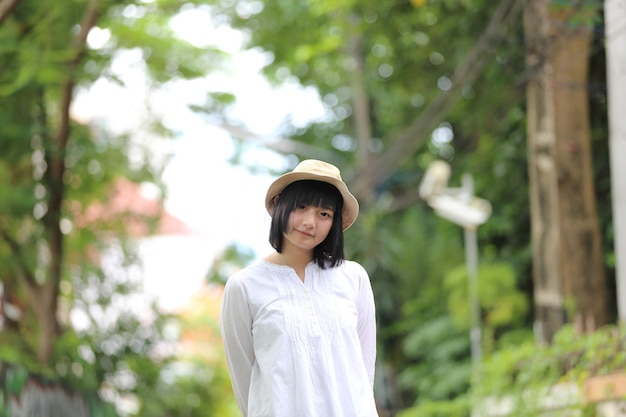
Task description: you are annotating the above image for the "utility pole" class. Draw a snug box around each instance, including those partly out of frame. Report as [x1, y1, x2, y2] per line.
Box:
[605, 0, 626, 321]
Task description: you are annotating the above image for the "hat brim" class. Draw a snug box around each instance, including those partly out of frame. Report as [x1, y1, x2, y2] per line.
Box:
[265, 172, 359, 231]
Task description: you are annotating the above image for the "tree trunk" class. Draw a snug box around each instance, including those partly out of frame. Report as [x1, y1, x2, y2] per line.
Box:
[524, 0, 566, 344]
[524, 0, 608, 343]
[550, 6, 608, 333]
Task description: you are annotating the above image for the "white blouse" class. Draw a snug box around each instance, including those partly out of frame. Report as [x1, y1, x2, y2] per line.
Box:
[220, 259, 378, 417]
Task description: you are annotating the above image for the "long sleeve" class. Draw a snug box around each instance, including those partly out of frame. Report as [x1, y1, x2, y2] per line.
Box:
[220, 276, 255, 417]
[354, 263, 377, 387]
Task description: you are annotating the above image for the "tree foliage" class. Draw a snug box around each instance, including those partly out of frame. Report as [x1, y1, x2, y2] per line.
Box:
[468, 323, 626, 417]
[200, 0, 528, 407]
[0, 0, 235, 414]
[201, 0, 613, 412]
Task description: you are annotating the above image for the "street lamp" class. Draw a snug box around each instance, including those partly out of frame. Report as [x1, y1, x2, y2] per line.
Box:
[419, 160, 492, 365]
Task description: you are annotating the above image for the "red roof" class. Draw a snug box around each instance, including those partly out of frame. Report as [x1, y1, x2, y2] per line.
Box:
[77, 178, 192, 237]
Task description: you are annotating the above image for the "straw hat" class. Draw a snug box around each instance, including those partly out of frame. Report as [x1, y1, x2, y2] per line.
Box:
[265, 159, 359, 230]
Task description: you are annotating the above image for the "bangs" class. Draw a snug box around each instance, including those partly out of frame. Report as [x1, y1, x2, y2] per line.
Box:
[281, 180, 342, 213]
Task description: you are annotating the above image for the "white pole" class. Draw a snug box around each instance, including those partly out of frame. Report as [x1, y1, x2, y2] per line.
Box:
[464, 227, 482, 365]
[461, 174, 482, 365]
[605, 0, 626, 321]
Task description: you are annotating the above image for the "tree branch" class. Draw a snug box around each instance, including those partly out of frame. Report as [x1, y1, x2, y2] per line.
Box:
[351, 0, 523, 202]
[218, 122, 347, 166]
[54, 0, 100, 166]
[0, 0, 21, 25]
[31, 0, 102, 363]
[347, 14, 374, 175]
[0, 228, 39, 291]
[45, 0, 100, 288]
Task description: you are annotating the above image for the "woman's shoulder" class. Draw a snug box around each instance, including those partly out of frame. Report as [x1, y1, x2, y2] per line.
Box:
[335, 259, 369, 278]
[225, 260, 267, 285]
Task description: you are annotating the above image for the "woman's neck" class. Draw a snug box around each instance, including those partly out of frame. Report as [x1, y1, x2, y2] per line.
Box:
[265, 248, 313, 282]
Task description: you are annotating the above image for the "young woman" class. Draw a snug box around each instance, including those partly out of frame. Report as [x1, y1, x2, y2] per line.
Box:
[220, 159, 378, 417]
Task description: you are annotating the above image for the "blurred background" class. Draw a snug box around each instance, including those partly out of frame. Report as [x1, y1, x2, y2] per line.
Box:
[1, 0, 625, 416]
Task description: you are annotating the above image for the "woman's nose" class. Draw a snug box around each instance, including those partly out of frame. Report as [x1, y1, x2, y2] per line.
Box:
[301, 209, 316, 226]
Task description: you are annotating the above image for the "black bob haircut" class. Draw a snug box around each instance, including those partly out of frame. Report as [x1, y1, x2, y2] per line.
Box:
[268, 180, 345, 268]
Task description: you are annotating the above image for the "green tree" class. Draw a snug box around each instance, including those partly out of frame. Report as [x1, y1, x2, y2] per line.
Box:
[202, 0, 613, 412]
[0, 0, 233, 414]
[202, 0, 529, 407]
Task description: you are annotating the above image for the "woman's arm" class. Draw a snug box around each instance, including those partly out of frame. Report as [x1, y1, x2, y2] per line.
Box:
[354, 263, 377, 387]
[220, 277, 255, 416]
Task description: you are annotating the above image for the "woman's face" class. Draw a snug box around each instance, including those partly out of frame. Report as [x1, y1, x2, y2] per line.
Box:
[282, 204, 334, 253]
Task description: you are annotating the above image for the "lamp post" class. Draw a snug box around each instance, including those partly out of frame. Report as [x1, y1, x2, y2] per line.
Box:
[419, 161, 491, 365]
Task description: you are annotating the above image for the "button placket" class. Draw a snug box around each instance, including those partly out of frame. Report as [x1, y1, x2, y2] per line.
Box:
[304, 286, 321, 333]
